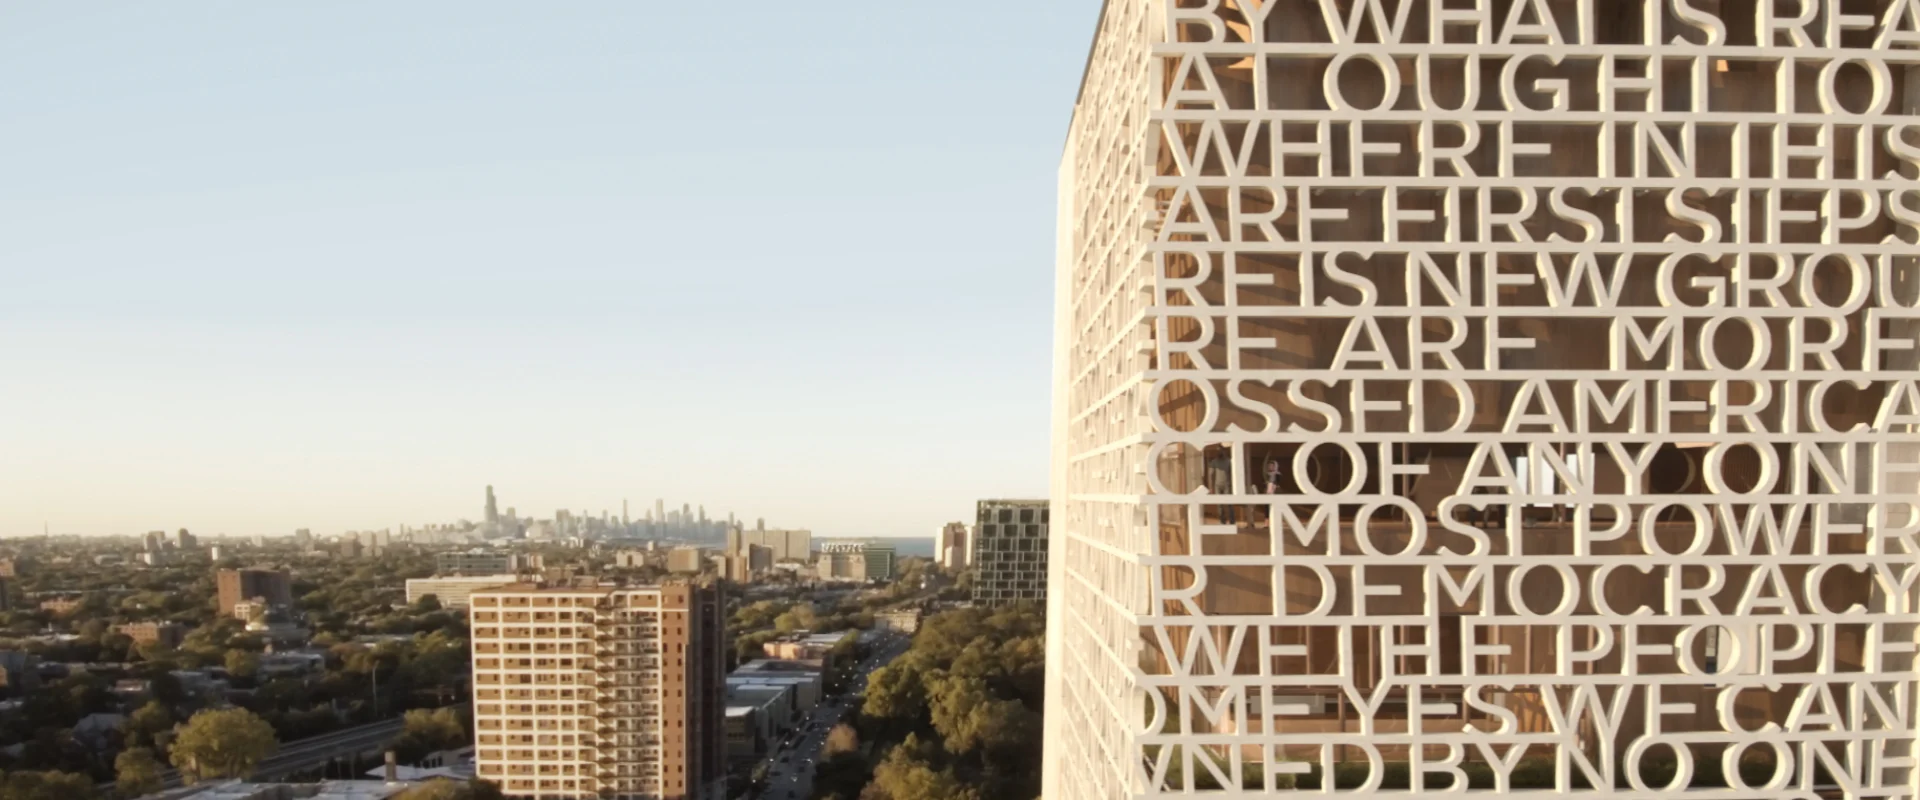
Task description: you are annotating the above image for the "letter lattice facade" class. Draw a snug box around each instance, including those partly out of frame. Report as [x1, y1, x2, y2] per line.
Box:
[1046, 1, 1920, 797]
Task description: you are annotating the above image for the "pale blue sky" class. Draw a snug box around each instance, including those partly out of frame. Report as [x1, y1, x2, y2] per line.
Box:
[0, 2, 1096, 539]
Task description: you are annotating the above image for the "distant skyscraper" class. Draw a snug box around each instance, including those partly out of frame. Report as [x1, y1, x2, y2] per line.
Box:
[971, 501, 1045, 605]
[935, 522, 970, 570]
[484, 485, 500, 524]
[656, 499, 666, 526]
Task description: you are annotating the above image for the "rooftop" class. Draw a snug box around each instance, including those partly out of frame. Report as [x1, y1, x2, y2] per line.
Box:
[407, 575, 521, 583]
[734, 659, 821, 675]
[727, 674, 819, 686]
[469, 583, 664, 596]
[141, 779, 426, 800]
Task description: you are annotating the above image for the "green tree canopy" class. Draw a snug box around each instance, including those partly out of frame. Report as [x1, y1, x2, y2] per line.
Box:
[773, 604, 819, 634]
[403, 708, 466, 750]
[170, 707, 278, 783]
[928, 676, 1034, 756]
[733, 629, 781, 663]
[114, 747, 165, 799]
[1, 770, 96, 800]
[121, 701, 174, 749]
[861, 660, 928, 722]
[224, 649, 260, 681]
[864, 736, 978, 800]
[844, 604, 1045, 799]
[823, 724, 860, 758]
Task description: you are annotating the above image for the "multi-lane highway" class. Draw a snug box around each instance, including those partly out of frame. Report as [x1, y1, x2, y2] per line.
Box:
[758, 632, 913, 800]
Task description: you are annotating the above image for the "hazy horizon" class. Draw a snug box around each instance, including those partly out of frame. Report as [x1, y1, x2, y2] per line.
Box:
[0, 2, 1097, 538]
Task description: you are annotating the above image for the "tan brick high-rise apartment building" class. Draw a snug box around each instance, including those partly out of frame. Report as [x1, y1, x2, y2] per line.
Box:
[471, 581, 725, 800]
[215, 568, 292, 615]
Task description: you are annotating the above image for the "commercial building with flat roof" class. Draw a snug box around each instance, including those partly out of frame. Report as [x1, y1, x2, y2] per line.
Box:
[723, 672, 820, 716]
[434, 550, 519, 576]
[812, 541, 897, 583]
[404, 575, 520, 610]
[666, 547, 707, 574]
[723, 683, 796, 761]
[724, 528, 811, 563]
[470, 581, 725, 800]
[722, 706, 763, 765]
[760, 631, 855, 667]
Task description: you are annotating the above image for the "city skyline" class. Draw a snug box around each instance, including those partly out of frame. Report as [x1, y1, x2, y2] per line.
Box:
[0, 2, 1095, 539]
[10, 485, 946, 542]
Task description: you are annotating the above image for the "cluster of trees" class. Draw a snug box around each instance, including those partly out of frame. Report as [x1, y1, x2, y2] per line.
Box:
[0, 548, 449, 655]
[387, 708, 467, 764]
[105, 707, 282, 798]
[727, 600, 870, 665]
[0, 769, 96, 800]
[168, 707, 278, 784]
[293, 553, 447, 637]
[0, 542, 467, 784]
[933, 569, 973, 603]
[855, 560, 930, 606]
[727, 567, 939, 667]
[813, 603, 1045, 800]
